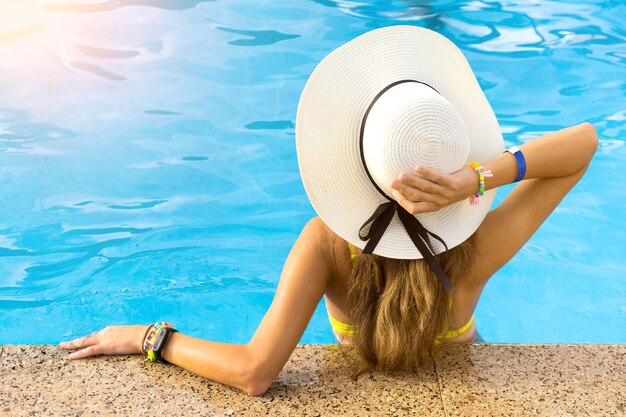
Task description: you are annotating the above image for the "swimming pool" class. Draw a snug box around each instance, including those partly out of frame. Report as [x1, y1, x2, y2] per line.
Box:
[0, 0, 624, 345]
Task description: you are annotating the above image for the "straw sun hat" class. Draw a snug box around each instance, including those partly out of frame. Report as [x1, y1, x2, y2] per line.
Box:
[296, 25, 503, 289]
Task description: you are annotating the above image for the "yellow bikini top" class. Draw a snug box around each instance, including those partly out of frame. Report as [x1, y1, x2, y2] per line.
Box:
[348, 242, 358, 261]
[338, 242, 474, 344]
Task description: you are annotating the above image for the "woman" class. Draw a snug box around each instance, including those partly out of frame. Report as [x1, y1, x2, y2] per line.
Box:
[59, 26, 598, 396]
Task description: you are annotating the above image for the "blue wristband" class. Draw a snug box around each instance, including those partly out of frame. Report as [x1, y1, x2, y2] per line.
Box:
[505, 146, 526, 182]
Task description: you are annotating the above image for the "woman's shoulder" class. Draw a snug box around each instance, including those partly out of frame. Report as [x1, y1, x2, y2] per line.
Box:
[303, 216, 334, 245]
[304, 217, 353, 279]
[302, 217, 340, 258]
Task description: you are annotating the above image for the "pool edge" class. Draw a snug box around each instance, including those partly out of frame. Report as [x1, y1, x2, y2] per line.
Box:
[1, 343, 624, 416]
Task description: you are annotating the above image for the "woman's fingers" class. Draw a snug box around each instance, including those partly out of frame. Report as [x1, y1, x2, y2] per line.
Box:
[389, 165, 467, 212]
[60, 334, 98, 350]
[59, 325, 146, 359]
[414, 165, 455, 187]
[392, 190, 439, 214]
[391, 177, 446, 205]
[60, 331, 104, 360]
[68, 344, 103, 360]
[392, 184, 444, 205]
[396, 171, 447, 195]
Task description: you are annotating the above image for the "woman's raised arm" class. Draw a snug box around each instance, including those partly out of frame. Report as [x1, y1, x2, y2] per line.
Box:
[467, 122, 599, 283]
[390, 122, 598, 286]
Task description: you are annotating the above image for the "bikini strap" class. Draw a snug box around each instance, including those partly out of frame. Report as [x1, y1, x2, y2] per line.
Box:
[347, 242, 358, 261]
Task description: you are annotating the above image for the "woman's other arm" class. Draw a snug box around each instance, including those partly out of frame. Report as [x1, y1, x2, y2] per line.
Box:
[479, 122, 599, 189]
[160, 217, 333, 396]
[391, 122, 598, 285]
[391, 123, 598, 213]
[469, 122, 599, 283]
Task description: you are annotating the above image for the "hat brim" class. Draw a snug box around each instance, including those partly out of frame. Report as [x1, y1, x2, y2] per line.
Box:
[296, 25, 503, 259]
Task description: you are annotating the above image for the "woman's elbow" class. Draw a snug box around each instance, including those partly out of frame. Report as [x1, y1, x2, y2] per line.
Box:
[579, 122, 599, 161]
[244, 378, 271, 397]
[241, 359, 275, 397]
[243, 368, 274, 396]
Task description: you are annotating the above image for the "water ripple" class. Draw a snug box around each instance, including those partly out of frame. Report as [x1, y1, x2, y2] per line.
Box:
[0, 25, 43, 45]
[41, 0, 215, 13]
[107, 199, 168, 210]
[144, 110, 182, 115]
[74, 44, 140, 59]
[244, 120, 295, 130]
[68, 61, 127, 81]
[215, 26, 301, 46]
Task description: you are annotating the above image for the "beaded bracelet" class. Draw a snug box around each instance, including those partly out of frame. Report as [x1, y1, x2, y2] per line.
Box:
[467, 162, 493, 206]
[140, 323, 155, 354]
[142, 322, 175, 362]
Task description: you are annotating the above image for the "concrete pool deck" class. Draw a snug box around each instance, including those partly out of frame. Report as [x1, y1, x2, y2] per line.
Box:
[1, 344, 624, 416]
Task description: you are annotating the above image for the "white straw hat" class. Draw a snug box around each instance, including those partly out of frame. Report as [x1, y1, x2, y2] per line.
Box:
[296, 26, 503, 273]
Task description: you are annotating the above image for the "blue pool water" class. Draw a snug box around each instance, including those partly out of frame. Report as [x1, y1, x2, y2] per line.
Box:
[0, 1, 624, 345]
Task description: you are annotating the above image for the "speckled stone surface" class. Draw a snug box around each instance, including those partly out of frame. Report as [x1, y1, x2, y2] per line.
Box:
[1, 344, 624, 417]
[0, 344, 443, 416]
[432, 344, 626, 417]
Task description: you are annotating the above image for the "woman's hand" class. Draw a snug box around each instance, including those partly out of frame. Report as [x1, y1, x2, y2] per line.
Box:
[390, 165, 478, 214]
[59, 325, 148, 360]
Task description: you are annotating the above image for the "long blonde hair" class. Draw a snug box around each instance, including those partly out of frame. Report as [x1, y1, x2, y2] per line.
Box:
[347, 237, 474, 376]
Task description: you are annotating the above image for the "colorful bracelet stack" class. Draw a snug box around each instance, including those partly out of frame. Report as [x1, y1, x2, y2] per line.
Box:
[467, 161, 493, 206]
[142, 322, 177, 363]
